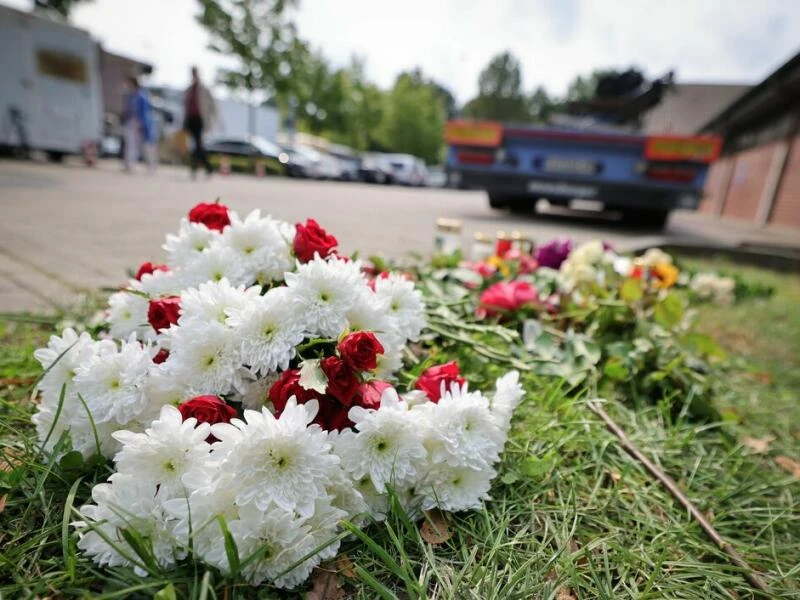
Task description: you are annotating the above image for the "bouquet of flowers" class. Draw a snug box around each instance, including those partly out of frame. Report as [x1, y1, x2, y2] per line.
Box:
[32, 201, 525, 588]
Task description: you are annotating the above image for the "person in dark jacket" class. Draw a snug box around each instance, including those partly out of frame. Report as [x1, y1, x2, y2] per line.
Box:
[183, 66, 218, 178]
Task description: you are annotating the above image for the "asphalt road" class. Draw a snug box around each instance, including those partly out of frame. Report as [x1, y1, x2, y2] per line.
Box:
[0, 159, 781, 313]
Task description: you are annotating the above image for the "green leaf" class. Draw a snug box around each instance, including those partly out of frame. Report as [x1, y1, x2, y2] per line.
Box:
[521, 454, 555, 478]
[603, 359, 629, 381]
[654, 292, 684, 329]
[298, 359, 327, 394]
[620, 278, 644, 302]
[58, 450, 85, 474]
[680, 333, 727, 360]
[154, 584, 177, 600]
[449, 267, 484, 286]
[501, 471, 520, 485]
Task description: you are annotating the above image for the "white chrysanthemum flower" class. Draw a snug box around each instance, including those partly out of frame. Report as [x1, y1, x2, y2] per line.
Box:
[32, 328, 120, 456]
[140, 365, 190, 417]
[346, 287, 392, 338]
[164, 322, 239, 396]
[373, 345, 404, 379]
[373, 274, 426, 342]
[230, 368, 279, 411]
[180, 245, 248, 289]
[107, 290, 153, 342]
[417, 463, 494, 512]
[73, 336, 151, 426]
[163, 471, 240, 561]
[163, 219, 217, 268]
[75, 473, 184, 576]
[224, 503, 320, 588]
[112, 405, 212, 498]
[179, 279, 258, 328]
[424, 383, 505, 470]
[218, 210, 294, 284]
[489, 371, 524, 434]
[284, 255, 365, 337]
[209, 400, 339, 517]
[337, 388, 426, 492]
[135, 269, 182, 298]
[641, 247, 673, 267]
[226, 287, 305, 375]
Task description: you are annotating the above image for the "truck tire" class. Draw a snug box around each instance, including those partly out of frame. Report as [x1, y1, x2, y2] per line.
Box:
[488, 192, 509, 210]
[623, 208, 670, 229]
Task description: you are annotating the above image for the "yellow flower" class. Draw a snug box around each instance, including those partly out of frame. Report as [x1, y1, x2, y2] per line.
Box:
[487, 255, 511, 278]
[652, 262, 679, 289]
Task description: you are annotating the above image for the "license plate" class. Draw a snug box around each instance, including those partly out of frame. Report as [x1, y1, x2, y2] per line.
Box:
[542, 157, 599, 175]
[526, 180, 598, 199]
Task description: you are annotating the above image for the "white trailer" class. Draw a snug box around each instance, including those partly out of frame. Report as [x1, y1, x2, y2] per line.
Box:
[0, 5, 103, 158]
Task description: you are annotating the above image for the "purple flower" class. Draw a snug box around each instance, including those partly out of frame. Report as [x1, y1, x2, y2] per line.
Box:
[535, 239, 572, 269]
[602, 240, 615, 252]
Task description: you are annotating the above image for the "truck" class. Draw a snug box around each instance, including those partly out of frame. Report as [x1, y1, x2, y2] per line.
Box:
[444, 71, 721, 228]
[0, 4, 103, 160]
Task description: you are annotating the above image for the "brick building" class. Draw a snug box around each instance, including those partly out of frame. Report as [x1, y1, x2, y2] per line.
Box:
[699, 51, 800, 229]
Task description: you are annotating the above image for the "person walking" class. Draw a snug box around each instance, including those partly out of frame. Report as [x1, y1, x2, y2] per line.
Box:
[183, 66, 217, 178]
[122, 76, 157, 172]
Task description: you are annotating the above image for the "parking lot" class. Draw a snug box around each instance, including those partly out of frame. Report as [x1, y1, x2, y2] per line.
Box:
[0, 159, 792, 313]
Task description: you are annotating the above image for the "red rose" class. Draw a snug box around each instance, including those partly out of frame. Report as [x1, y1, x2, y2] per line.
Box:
[415, 361, 466, 403]
[135, 262, 169, 281]
[320, 356, 359, 405]
[178, 395, 237, 426]
[188, 201, 231, 231]
[315, 399, 354, 432]
[293, 219, 338, 263]
[268, 369, 320, 413]
[152, 349, 169, 364]
[147, 296, 181, 332]
[478, 280, 538, 318]
[355, 380, 393, 409]
[338, 332, 385, 372]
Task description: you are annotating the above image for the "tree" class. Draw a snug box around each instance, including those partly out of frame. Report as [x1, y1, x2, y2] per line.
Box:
[33, 0, 91, 18]
[462, 51, 531, 122]
[196, 0, 302, 133]
[379, 73, 445, 164]
[527, 86, 557, 123]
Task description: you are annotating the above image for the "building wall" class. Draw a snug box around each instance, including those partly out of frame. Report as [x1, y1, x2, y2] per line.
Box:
[769, 135, 800, 228]
[702, 134, 799, 229]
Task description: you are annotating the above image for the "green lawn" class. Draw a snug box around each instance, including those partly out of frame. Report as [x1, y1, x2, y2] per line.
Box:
[1, 261, 799, 599]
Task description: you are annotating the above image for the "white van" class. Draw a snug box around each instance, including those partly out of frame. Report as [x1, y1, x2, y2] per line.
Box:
[0, 5, 103, 158]
[383, 153, 428, 186]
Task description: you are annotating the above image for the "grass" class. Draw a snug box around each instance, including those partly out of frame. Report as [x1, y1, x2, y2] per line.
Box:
[1, 262, 799, 599]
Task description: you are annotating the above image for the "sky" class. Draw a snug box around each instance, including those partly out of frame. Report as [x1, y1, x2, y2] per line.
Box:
[5, 0, 800, 103]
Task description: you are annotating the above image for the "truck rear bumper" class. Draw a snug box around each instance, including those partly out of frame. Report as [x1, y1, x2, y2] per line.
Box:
[449, 169, 700, 211]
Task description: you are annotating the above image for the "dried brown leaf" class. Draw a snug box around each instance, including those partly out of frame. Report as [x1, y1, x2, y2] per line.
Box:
[556, 586, 577, 600]
[334, 553, 356, 579]
[774, 455, 800, 478]
[740, 435, 774, 454]
[420, 509, 452, 545]
[610, 470, 621, 482]
[307, 566, 341, 600]
[0, 495, 6, 514]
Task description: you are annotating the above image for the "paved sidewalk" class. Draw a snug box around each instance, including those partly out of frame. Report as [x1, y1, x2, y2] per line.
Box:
[1, 159, 798, 314]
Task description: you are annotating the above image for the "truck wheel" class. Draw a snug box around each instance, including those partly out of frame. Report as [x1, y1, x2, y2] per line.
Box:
[488, 193, 509, 210]
[623, 208, 670, 229]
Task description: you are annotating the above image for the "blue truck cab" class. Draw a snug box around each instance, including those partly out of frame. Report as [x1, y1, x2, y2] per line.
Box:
[444, 120, 721, 228]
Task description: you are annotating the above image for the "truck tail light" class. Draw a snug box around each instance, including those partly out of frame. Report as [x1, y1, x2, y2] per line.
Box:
[644, 165, 697, 183]
[456, 150, 495, 165]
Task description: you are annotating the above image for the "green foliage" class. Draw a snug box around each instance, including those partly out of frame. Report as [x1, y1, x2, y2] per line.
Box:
[462, 51, 532, 122]
[378, 73, 446, 164]
[197, 0, 302, 107]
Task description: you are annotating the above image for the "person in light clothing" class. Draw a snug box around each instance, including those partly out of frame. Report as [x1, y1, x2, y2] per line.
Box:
[183, 66, 218, 178]
[122, 76, 157, 172]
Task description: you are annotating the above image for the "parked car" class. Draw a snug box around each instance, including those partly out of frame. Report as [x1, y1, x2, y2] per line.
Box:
[384, 154, 428, 186]
[358, 153, 393, 184]
[426, 165, 447, 188]
[205, 135, 307, 177]
[282, 144, 341, 179]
